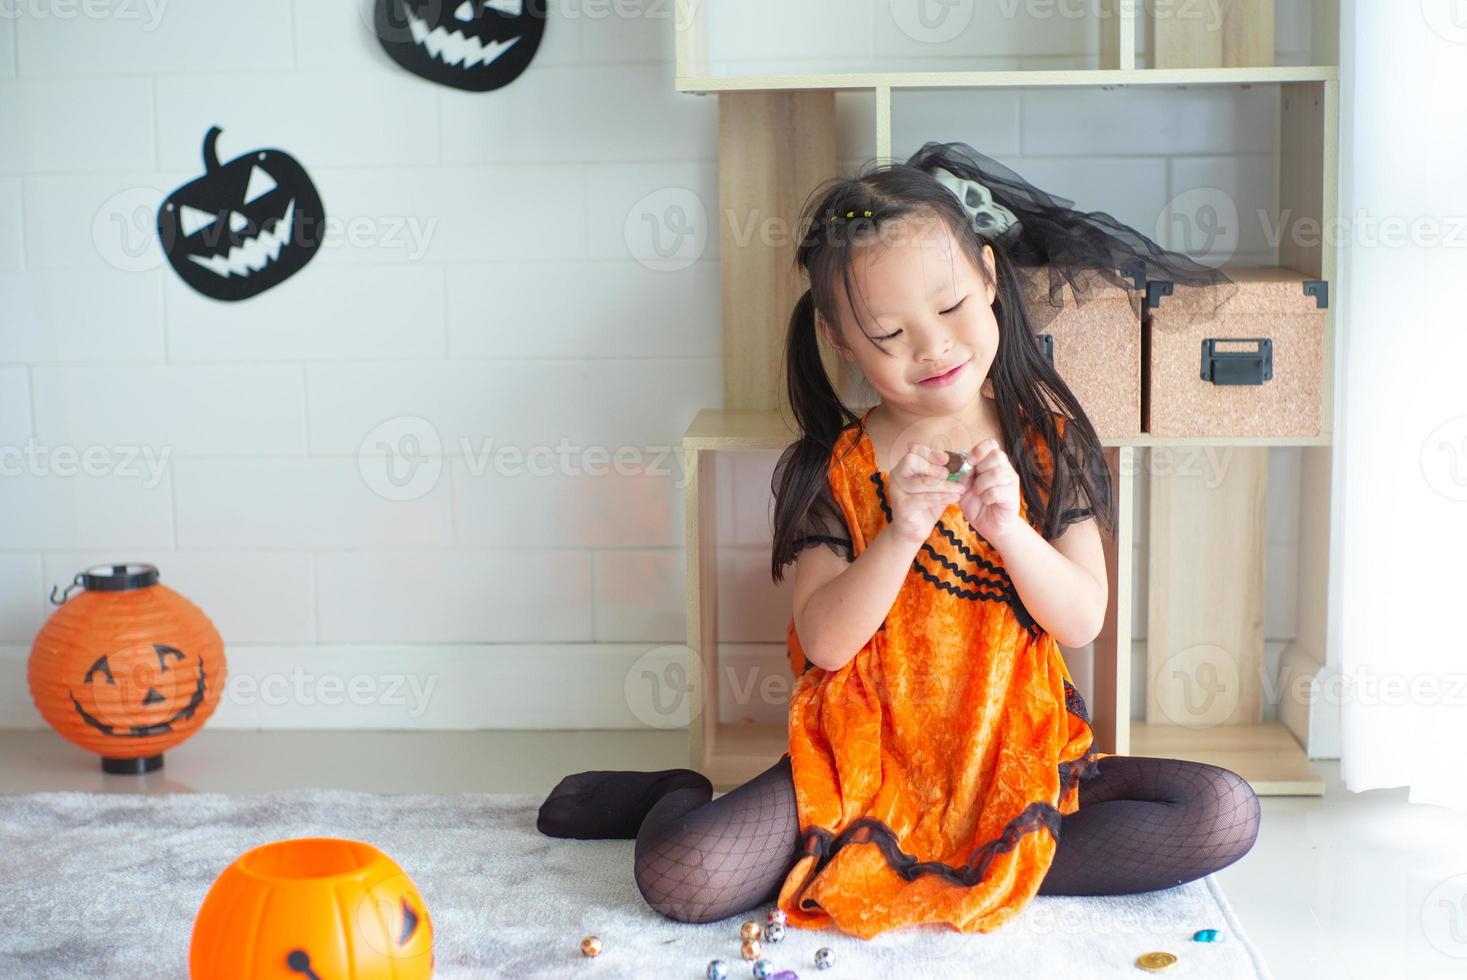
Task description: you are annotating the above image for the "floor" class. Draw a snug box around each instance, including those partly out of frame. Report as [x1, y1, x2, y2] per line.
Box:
[2, 730, 1464, 979]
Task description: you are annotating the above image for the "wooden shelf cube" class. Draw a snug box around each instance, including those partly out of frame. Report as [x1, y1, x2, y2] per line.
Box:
[677, 2, 1338, 798]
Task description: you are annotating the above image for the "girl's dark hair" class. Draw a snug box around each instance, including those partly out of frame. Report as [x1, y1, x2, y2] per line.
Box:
[769, 151, 1117, 584]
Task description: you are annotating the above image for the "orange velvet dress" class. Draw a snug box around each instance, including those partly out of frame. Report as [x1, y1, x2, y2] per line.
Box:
[775, 405, 1112, 939]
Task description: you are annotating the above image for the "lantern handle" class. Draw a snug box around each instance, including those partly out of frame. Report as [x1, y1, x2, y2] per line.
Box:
[49, 573, 85, 606]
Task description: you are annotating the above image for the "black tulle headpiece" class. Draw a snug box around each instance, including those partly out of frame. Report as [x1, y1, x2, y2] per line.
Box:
[904, 141, 1236, 328]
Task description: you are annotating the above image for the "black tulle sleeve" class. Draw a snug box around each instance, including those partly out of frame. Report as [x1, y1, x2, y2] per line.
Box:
[772, 439, 856, 571]
[1049, 414, 1103, 538]
[1056, 495, 1096, 534]
[789, 482, 855, 563]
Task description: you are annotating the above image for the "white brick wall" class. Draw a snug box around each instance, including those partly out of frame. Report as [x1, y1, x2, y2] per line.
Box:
[0, 0, 1308, 730]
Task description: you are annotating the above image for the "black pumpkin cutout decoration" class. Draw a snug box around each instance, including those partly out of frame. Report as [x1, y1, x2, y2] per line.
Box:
[374, 0, 547, 92]
[157, 126, 325, 302]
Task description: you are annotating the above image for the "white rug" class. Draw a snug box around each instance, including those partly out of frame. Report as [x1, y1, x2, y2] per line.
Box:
[0, 788, 1272, 979]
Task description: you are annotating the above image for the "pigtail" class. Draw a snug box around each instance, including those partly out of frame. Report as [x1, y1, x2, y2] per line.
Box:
[770, 288, 860, 584]
[786, 289, 852, 452]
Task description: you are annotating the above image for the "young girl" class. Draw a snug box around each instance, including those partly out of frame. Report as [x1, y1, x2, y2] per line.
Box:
[537, 146, 1261, 939]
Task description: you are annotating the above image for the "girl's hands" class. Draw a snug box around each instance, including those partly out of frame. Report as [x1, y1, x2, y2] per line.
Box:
[886, 444, 966, 547]
[955, 439, 1023, 544]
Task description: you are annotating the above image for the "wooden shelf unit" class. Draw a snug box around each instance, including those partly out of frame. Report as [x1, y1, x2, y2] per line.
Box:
[678, 2, 1337, 796]
[675, 66, 1337, 94]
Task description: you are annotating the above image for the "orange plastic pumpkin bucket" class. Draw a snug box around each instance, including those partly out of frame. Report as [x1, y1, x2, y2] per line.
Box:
[27, 563, 226, 774]
[190, 837, 435, 979]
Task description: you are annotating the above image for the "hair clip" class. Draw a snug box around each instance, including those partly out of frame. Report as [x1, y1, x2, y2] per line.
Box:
[930, 166, 1019, 240]
[831, 209, 874, 220]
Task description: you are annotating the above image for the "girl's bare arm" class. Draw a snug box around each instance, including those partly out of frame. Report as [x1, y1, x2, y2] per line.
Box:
[792, 524, 921, 673]
[987, 517, 1107, 648]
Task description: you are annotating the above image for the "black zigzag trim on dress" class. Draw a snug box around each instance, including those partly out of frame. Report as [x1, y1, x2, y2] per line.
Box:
[917, 542, 1017, 601]
[796, 799, 1062, 903]
[909, 553, 1041, 634]
[1062, 678, 1090, 725]
[1058, 744, 1104, 795]
[921, 546, 1037, 632]
[1058, 680, 1103, 792]
[872, 470, 1039, 633]
[793, 752, 1104, 905]
[933, 517, 1000, 569]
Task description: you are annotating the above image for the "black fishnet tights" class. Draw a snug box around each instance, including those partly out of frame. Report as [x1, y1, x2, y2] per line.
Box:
[631, 756, 802, 924]
[544, 752, 1261, 923]
[1036, 754, 1261, 896]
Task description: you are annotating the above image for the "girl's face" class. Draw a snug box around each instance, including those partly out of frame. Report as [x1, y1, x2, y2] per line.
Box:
[818, 210, 999, 420]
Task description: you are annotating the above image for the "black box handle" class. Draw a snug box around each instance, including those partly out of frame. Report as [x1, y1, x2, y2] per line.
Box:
[1146, 280, 1174, 310]
[1201, 338, 1272, 385]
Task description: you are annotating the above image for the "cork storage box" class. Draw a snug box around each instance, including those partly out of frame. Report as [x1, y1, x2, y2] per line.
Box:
[1017, 266, 1143, 440]
[1144, 267, 1328, 438]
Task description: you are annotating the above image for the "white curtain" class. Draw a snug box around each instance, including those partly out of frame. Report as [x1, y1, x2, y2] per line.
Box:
[1336, 1, 1467, 808]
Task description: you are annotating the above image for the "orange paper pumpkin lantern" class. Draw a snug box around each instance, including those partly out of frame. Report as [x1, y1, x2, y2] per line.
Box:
[27, 564, 226, 774]
[190, 837, 435, 979]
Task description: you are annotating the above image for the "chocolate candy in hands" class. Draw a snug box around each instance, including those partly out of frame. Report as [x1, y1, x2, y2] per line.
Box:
[944, 449, 975, 483]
